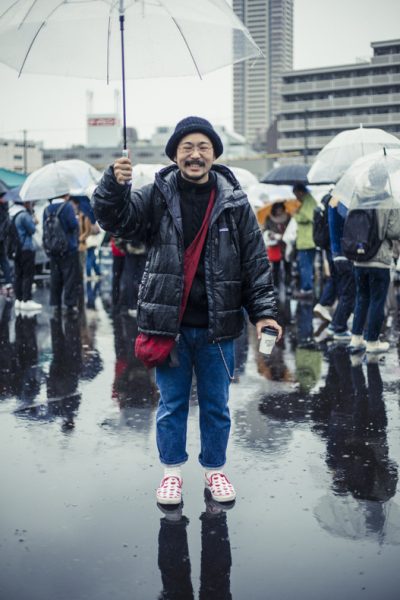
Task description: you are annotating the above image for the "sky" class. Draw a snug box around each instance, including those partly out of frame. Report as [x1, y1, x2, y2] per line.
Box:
[1, 0, 399, 149]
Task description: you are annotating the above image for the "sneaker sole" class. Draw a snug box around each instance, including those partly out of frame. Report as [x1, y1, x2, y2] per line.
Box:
[156, 494, 182, 505]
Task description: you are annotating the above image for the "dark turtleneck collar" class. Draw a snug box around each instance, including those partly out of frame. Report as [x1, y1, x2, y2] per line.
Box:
[177, 170, 216, 194]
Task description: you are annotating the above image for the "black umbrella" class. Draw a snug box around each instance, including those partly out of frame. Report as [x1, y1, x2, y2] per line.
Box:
[261, 164, 310, 185]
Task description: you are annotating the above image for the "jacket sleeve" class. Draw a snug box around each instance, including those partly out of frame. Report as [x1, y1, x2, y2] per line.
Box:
[236, 202, 277, 324]
[92, 166, 154, 242]
[22, 212, 36, 235]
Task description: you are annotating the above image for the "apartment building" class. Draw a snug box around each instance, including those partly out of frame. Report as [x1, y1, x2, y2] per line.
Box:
[277, 39, 400, 162]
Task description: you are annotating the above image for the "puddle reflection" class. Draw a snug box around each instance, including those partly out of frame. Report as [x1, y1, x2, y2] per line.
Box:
[158, 498, 232, 600]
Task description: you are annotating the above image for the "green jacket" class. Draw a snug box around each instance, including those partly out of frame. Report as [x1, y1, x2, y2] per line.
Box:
[293, 193, 317, 250]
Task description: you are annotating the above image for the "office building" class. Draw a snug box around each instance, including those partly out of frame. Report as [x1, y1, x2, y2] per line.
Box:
[233, 0, 293, 144]
[0, 137, 42, 174]
[278, 39, 400, 162]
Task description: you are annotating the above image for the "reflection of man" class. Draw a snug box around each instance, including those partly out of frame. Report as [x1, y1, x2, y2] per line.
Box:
[47, 315, 82, 430]
[292, 183, 317, 298]
[158, 500, 232, 600]
[94, 116, 281, 505]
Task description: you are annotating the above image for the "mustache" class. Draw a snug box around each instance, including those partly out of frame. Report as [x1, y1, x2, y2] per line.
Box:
[184, 159, 205, 167]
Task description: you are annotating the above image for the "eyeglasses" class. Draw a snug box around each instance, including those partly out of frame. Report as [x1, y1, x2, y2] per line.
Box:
[177, 142, 213, 155]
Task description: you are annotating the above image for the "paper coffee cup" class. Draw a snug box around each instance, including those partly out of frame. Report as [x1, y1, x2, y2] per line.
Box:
[259, 326, 277, 356]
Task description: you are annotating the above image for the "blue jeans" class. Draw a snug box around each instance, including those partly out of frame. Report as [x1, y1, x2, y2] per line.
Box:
[319, 250, 337, 306]
[86, 247, 100, 277]
[352, 267, 390, 341]
[297, 249, 316, 291]
[155, 327, 234, 468]
[331, 260, 356, 333]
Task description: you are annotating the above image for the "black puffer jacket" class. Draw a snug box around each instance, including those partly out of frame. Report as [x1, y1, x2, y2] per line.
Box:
[93, 163, 277, 341]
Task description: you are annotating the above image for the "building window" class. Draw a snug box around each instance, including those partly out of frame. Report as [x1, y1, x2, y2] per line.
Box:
[13, 154, 23, 160]
[87, 153, 103, 159]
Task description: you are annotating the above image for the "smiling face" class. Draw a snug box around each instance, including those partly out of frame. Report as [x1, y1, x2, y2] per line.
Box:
[174, 132, 215, 184]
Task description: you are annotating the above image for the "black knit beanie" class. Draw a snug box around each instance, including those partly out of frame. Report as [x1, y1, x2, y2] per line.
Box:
[165, 116, 223, 160]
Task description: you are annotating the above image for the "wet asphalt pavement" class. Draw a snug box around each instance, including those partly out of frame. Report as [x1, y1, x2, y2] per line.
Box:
[1, 280, 400, 600]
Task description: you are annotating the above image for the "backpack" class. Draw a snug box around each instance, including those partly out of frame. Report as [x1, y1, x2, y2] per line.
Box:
[0, 204, 11, 242]
[43, 203, 69, 256]
[6, 211, 24, 259]
[312, 193, 331, 250]
[341, 208, 382, 262]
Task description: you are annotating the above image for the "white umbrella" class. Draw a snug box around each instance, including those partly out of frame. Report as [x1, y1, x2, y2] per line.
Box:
[20, 159, 102, 201]
[247, 183, 295, 210]
[0, 0, 262, 150]
[308, 126, 400, 184]
[315, 494, 400, 545]
[229, 167, 258, 192]
[131, 163, 165, 188]
[332, 148, 400, 210]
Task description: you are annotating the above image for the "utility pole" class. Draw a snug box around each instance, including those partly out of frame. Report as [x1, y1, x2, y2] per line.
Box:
[303, 109, 309, 165]
[22, 129, 28, 174]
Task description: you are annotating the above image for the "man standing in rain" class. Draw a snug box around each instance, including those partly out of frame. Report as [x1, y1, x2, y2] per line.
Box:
[93, 116, 281, 505]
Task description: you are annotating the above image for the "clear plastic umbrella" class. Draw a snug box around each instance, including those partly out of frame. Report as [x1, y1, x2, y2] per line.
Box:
[229, 166, 258, 192]
[131, 163, 165, 188]
[307, 126, 400, 184]
[332, 148, 400, 210]
[0, 0, 262, 149]
[20, 159, 102, 200]
[314, 494, 400, 545]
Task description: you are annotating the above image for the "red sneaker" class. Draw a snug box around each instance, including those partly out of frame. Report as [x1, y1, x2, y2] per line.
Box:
[156, 475, 182, 505]
[204, 472, 236, 503]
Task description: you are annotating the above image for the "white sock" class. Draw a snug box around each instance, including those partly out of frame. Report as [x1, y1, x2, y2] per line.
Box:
[164, 464, 183, 479]
[205, 467, 224, 478]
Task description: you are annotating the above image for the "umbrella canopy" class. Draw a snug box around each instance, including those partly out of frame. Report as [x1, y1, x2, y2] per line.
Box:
[332, 148, 400, 211]
[3, 185, 22, 203]
[261, 163, 309, 185]
[229, 167, 258, 192]
[0, 0, 261, 79]
[314, 495, 400, 545]
[308, 126, 400, 184]
[246, 183, 299, 223]
[20, 160, 102, 201]
[0, 179, 9, 195]
[0, 0, 262, 149]
[131, 163, 165, 188]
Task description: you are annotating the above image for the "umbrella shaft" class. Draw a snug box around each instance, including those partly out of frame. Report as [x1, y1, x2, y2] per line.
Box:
[119, 13, 127, 151]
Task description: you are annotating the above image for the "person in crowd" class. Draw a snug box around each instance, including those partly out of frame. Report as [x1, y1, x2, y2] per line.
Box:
[44, 188, 80, 316]
[292, 183, 317, 298]
[85, 222, 101, 279]
[349, 166, 400, 354]
[71, 197, 92, 277]
[263, 202, 291, 291]
[71, 197, 92, 311]
[11, 198, 42, 312]
[93, 115, 281, 505]
[0, 185, 13, 294]
[110, 236, 126, 310]
[313, 193, 338, 324]
[326, 196, 356, 342]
